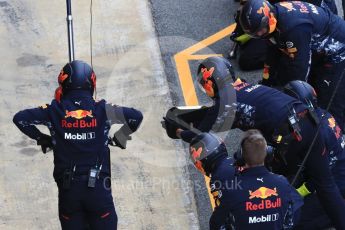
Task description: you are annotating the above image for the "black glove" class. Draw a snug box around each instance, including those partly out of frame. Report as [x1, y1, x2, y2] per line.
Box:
[109, 131, 132, 149]
[161, 117, 181, 139]
[230, 32, 239, 42]
[230, 10, 245, 42]
[37, 134, 53, 154]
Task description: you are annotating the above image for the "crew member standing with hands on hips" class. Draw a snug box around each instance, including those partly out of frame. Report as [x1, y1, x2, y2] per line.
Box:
[13, 60, 143, 230]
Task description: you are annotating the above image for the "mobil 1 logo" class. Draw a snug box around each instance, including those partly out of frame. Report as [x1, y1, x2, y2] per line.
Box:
[64, 132, 96, 140]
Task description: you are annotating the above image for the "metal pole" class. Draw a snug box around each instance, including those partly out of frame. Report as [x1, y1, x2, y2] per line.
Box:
[66, 0, 75, 62]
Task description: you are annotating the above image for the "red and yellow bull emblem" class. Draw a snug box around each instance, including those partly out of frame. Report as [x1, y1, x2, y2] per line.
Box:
[65, 110, 93, 119]
[232, 78, 249, 91]
[58, 70, 69, 84]
[257, 2, 271, 17]
[200, 67, 215, 97]
[191, 146, 203, 161]
[279, 2, 296, 12]
[256, 2, 277, 34]
[212, 190, 221, 207]
[201, 67, 214, 81]
[249, 187, 278, 199]
[191, 147, 206, 174]
[328, 117, 336, 129]
[328, 117, 342, 139]
[246, 187, 281, 211]
[62, 110, 96, 128]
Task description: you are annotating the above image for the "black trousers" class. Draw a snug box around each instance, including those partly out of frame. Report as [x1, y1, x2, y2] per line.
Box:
[293, 192, 345, 230]
[309, 60, 345, 130]
[293, 162, 345, 230]
[58, 177, 117, 230]
[238, 39, 267, 71]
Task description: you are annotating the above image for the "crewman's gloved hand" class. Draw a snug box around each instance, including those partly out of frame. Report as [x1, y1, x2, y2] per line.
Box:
[296, 182, 312, 198]
[110, 131, 132, 149]
[37, 134, 53, 154]
[161, 117, 180, 139]
[230, 31, 240, 42]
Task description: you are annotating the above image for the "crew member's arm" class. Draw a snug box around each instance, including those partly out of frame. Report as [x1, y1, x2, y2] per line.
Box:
[179, 100, 255, 142]
[178, 104, 219, 143]
[280, 176, 304, 226]
[209, 204, 232, 230]
[105, 103, 143, 149]
[13, 104, 53, 153]
[261, 42, 281, 86]
[13, 105, 51, 140]
[209, 177, 233, 230]
[276, 24, 313, 84]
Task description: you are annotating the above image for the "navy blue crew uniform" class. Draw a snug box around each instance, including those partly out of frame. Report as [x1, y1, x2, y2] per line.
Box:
[309, 108, 345, 195]
[186, 132, 302, 230]
[230, 0, 337, 71]
[283, 80, 345, 228]
[292, 108, 345, 229]
[162, 57, 345, 229]
[210, 164, 303, 230]
[13, 60, 143, 230]
[283, 80, 345, 195]
[239, 0, 345, 129]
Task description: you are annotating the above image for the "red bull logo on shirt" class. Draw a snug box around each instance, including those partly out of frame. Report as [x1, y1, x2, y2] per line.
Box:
[232, 78, 249, 91]
[279, 2, 296, 12]
[249, 187, 278, 199]
[65, 110, 93, 119]
[62, 110, 97, 128]
[328, 117, 342, 139]
[246, 187, 281, 211]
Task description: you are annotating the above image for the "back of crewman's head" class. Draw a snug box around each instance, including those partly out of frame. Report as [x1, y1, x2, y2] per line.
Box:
[241, 129, 267, 167]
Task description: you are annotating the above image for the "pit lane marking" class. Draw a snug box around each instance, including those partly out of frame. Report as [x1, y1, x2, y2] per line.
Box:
[174, 24, 236, 209]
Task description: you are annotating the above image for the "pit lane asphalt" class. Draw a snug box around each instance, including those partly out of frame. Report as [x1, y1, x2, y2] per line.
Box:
[149, 0, 262, 228]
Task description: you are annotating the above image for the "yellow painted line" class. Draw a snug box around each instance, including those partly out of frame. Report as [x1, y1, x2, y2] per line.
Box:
[187, 54, 223, 60]
[174, 24, 236, 210]
[174, 53, 198, 105]
[181, 24, 236, 55]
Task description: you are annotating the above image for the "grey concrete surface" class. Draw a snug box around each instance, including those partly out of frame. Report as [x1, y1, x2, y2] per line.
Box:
[0, 0, 200, 229]
[1, 0, 344, 229]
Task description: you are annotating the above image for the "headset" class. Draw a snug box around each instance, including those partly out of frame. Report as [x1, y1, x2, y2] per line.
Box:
[234, 134, 275, 166]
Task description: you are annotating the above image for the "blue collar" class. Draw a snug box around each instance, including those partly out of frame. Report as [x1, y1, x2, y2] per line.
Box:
[64, 90, 93, 99]
[241, 166, 270, 176]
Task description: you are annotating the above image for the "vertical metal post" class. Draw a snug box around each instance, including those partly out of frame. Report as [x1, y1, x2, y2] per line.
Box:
[66, 0, 75, 62]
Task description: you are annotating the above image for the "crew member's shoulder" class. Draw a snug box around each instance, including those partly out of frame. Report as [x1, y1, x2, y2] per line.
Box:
[38, 100, 58, 110]
[94, 99, 106, 107]
[38, 103, 50, 110]
[95, 98, 106, 104]
[267, 172, 290, 185]
[211, 158, 236, 181]
[274, 2, 315, 33]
